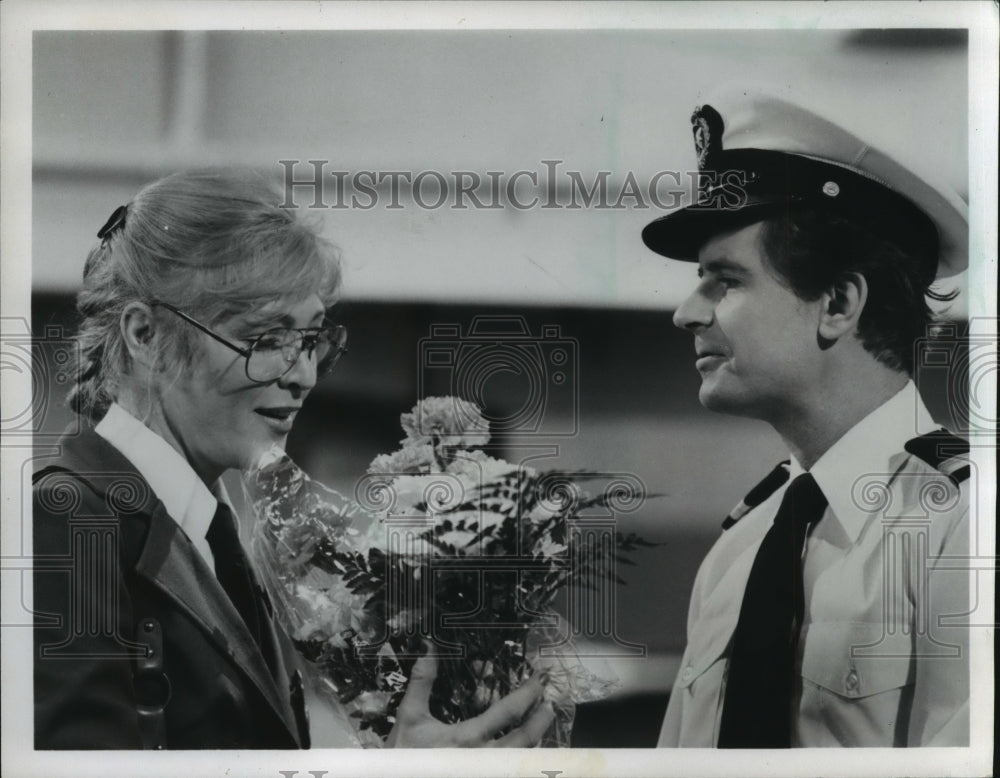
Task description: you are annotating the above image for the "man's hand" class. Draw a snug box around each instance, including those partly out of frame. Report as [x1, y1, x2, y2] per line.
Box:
[385, 650, 555, 747]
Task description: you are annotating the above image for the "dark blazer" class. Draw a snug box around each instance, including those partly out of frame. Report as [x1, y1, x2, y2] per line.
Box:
[33, 426, 309, 749]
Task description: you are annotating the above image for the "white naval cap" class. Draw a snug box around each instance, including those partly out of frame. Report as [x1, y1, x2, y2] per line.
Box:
[642, 85, 968, 280]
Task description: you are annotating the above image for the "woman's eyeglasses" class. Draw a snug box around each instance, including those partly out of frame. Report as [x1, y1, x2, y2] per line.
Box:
[154, 302, 348, 384]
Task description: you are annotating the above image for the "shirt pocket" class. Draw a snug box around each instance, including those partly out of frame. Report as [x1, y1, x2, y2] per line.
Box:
[801, 621, 914, 699]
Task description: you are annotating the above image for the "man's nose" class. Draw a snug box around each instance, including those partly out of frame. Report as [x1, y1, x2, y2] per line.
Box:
[673, 288, 714, 331]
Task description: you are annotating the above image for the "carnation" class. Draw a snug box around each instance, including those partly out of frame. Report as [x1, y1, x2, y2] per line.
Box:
[400, 396, 490, 449]
[367, 443, 437, 475]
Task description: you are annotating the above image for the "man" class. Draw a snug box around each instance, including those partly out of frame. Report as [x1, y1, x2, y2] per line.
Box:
[643, 87, 970, 747]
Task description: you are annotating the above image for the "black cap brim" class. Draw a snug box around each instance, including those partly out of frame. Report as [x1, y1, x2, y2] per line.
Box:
[641, 149, 940, 282]
[642, 196, 796, 261]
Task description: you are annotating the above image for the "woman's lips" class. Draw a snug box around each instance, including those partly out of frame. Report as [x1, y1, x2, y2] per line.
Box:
[255, 407, 299, 419]
[255, 407, 300, 431]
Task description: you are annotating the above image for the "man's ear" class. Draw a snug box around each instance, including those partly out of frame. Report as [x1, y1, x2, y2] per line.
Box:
[818, 272, 868, 342]
[120, 302, 159, 370]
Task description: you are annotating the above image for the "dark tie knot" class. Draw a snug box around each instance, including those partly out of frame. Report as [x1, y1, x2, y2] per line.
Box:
[780, 473, 828, 531]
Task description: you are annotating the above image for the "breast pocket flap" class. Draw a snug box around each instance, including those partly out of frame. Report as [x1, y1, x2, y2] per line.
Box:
[801, 622, 913, 699]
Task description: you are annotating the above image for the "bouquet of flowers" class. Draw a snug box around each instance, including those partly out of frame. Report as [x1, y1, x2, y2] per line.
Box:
[244, 397, 652, 747]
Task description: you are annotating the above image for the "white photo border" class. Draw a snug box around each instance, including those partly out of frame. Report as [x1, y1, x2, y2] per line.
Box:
[2, 2, 996, 777]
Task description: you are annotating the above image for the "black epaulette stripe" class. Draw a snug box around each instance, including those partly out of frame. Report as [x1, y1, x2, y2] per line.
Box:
[949, 465, 971, 484]
[722, 461, 791, 530]
[904, 428, 971, 485]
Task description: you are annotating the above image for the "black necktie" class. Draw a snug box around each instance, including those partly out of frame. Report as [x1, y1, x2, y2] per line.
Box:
[206, 503, 262, 646]
[718, 472, 828, 748]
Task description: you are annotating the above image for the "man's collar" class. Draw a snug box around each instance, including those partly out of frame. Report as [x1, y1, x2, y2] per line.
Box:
[790, 381, 938, 543]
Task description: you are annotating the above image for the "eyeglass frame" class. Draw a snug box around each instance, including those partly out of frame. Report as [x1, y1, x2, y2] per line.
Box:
[152, 301, 347, 384]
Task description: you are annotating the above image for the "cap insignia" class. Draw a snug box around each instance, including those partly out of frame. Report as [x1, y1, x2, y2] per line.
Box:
[691, 103, 725, 170]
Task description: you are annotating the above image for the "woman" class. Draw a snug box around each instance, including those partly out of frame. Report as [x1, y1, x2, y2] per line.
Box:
[32, 168, 553, 749]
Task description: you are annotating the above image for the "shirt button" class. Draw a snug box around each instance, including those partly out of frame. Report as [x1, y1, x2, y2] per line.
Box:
[845, 670, 860, 694]
[680, 665, 695, 683]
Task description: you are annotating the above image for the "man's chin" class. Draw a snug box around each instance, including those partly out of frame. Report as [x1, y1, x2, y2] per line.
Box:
[699, 383, 785, 426]
[698, 381, 749, 416]
[699, 392, 727, 413]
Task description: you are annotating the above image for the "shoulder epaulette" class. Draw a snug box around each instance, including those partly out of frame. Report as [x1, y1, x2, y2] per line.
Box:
[721, 461, 791, 530]
[904, 428, 970, 486]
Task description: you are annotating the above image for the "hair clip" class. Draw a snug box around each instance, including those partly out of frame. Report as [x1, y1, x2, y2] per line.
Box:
[97, 204, 128, 244]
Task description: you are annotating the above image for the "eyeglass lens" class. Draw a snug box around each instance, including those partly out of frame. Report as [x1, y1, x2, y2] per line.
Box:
[246, 327, 347, 382]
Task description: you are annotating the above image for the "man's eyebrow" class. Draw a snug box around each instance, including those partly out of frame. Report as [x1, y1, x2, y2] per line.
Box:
[698, 258, 750, 275]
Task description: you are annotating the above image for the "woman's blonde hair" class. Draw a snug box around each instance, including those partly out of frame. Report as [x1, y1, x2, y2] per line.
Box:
[69, 168, 342, 421]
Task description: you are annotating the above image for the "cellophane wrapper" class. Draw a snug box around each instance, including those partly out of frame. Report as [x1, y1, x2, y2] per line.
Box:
[243, 398, 648, 747]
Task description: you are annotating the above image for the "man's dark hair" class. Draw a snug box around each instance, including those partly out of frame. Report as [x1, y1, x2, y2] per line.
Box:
[756, 207, 956, 375]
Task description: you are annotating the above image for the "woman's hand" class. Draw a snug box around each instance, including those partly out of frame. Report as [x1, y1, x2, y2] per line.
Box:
[385, 650, 555, 748]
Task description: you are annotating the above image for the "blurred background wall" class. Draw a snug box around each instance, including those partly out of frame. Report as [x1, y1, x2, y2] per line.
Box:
[30, 28, 969, 746]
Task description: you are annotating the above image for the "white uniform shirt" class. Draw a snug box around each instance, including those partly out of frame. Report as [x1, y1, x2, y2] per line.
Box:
[658, 382, 970, 747]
